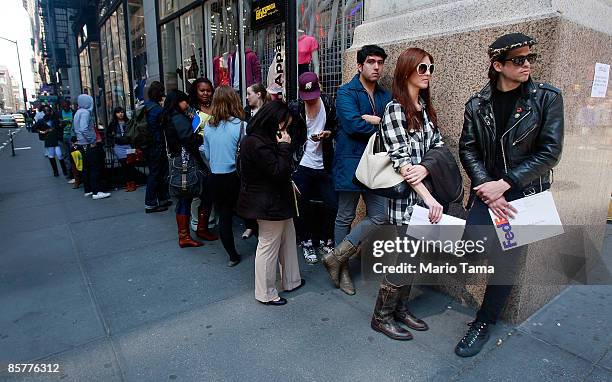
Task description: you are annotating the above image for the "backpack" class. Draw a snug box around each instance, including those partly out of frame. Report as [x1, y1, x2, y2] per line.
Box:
[126, 105, 154, 149]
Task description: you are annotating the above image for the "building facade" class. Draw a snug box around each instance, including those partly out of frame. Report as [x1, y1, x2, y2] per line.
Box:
[69, 0, 363, 123]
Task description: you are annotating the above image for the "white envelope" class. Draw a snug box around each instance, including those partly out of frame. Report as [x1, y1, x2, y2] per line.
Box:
[488, 191, 564, 251]
[406, 205, 466, 243]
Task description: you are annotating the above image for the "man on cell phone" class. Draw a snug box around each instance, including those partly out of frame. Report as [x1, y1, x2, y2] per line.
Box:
[456, 32, 564, 357]
[288, 72, 338, 266]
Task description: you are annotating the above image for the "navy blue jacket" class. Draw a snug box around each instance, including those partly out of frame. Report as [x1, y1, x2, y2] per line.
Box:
[144, 100, 164, 145]
[333, 73, 392, 191]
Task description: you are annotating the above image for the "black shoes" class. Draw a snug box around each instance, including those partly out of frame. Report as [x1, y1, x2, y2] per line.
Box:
[227, 257, 241, 267]
[455, 321, 490, 357]
[285, 279, 305, 293]
[145, 205, 169, 214]
[259, 297, 287, 306]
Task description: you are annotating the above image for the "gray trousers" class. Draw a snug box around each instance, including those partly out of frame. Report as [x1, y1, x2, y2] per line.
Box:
[334, 191, 388, 246]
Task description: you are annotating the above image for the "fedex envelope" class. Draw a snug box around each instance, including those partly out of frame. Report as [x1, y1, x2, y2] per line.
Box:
[489, 191, 564, 251]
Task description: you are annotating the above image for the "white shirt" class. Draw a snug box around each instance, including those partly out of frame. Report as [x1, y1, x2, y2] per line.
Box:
[299, 100, 326, 170]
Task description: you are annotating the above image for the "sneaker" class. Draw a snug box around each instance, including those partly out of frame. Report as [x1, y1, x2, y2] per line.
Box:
[302, 241, 318, 264]
[92, 192, 111, 200]
[318, 240, 334, 257]
[67, 179, 76, 184]
[455, 321, 490, 357]
[84, 192, 93, 197]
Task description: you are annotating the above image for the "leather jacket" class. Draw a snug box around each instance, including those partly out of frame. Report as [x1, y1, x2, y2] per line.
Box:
[459, 78, 564, 198]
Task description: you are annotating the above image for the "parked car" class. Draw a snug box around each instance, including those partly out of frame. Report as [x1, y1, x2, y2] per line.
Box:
[0, 115, 18, 128]
[12, 113, 25, 127]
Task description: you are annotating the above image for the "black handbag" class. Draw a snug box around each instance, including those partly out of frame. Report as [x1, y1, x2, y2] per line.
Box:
[168, 148, 203, 198]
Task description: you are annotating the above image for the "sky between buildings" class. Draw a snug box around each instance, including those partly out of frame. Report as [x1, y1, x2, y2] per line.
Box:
[0, 0, 36, 105]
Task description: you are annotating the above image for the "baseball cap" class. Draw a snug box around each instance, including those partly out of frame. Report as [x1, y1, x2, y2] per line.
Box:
[298, 72, 321, 101]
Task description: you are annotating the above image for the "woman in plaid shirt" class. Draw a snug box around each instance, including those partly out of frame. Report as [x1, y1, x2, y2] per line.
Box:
[371, 48, 444, 341]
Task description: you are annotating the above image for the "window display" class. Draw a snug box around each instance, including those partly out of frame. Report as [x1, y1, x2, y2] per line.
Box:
[243, 0, 282, 98]
[297, 0, 364, 98]
[100, 7, 131, 120]
[179, 8, 204, 91]
[128, 0, 147, 103]
[208, 0, 241, 90]
[160, 19, 182, 91]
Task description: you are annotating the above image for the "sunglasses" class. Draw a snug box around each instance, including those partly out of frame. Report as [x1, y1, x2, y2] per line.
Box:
[503, 53, 537, 66]
[416, 63, 435, 75]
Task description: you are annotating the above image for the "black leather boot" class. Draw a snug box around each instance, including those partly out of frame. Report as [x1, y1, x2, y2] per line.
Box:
[395, 285, 428, 331]
[59, 159, 68, 176]
[370, 282, 413, 340]
[48, 158, 59, 177]
[455, 321, 490, 357]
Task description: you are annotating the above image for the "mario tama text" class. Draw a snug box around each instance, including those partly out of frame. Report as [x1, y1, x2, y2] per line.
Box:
[370, 237, 494, 277]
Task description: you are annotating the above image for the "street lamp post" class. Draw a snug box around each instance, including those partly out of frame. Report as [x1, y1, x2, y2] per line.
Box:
[0, 36, 27, 110]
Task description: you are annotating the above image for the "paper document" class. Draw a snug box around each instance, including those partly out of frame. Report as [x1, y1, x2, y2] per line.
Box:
[406, 205, 466, 243]
[489, 191, 564, 251]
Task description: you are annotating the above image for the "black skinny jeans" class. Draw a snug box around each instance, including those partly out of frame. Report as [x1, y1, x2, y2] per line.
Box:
[209, 172, 240, 261]
[144, 145, 170, 208]
[82, 144, 104, 194]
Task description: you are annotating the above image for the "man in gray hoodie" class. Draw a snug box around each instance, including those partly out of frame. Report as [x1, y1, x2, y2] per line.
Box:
[73, 94, 110, 200]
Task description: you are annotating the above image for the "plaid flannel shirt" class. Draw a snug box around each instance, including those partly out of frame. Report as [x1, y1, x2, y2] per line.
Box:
[380, 100, 444, 225]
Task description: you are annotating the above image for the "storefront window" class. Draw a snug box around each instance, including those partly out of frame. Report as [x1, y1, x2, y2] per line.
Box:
[79, 49, 92, 95]
[207, 0, 241, 91]
[297, 0, 364, 98]
[90, 42, 106, 127]
[241, 1, 284, 101]
[160, 19, 182, 91]
[158, 0, 194, 19]
[100, 7, 131, 121]
[180, 8, 205, 91]
[128, 0, 147, 103]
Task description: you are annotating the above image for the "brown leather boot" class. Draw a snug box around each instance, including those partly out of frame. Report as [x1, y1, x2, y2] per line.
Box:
[196, 208, 218, 241]
[370, 282, 413, 340]
[176, 214, 203, 248]
[322, 240, 357, 288]
[339, 263, 355, 295]
[394, 285, 428, 331]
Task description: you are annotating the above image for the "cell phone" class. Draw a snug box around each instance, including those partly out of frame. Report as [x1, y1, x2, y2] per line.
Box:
[310, 133, 319, 139]
[277, 130, 283, 139]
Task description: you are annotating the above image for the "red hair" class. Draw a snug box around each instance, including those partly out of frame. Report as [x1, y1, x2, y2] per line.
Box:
[392, 48, 438, 131]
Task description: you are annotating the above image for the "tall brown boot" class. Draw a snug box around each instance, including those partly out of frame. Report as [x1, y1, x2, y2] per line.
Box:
[196, 207, 218, 241]
[339, 263, 355, 295]
[370, 282, 413, 340]
[176, 214, 203, 248]
[394, 285, 428, 331]
[322, 240, 357, 288]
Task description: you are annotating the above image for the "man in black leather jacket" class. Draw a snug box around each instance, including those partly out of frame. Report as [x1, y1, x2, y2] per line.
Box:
[455, 33, 564, 357]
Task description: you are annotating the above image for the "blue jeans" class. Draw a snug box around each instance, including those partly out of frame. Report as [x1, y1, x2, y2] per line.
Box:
[144, 145, 170, 208]
[334, 191, 388, 246]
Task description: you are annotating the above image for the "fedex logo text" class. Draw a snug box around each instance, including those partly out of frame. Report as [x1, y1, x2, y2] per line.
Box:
[494, 217, 517, 249]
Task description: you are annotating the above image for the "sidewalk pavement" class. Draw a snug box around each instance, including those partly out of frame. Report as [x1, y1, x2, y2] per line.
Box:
[0, 129, 610, 382]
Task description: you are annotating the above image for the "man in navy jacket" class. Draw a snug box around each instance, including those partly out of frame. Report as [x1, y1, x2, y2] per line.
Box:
[322, 45, 392, 295]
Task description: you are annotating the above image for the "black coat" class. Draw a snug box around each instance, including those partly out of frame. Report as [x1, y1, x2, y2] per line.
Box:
[236, 133, 296, 221]
[164, 111, 205, 170]
[459, 78, 564, 193]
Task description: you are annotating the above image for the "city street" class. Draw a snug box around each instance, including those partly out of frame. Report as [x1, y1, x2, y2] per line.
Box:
[1, 129, 611, 381]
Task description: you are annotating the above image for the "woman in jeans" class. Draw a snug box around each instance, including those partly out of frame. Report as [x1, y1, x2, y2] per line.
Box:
[107, 107, 137, 192]
[187, 78, 218, 241]
[162, 90, 205, 248]
[372, 48, 444, 340]
[237, 101, 303, 305]
[202, 86, 244, 266]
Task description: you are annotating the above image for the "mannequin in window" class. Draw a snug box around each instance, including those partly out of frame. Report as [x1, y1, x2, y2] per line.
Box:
[176, 44, 200, 90]
[298, 29, 319, 77]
